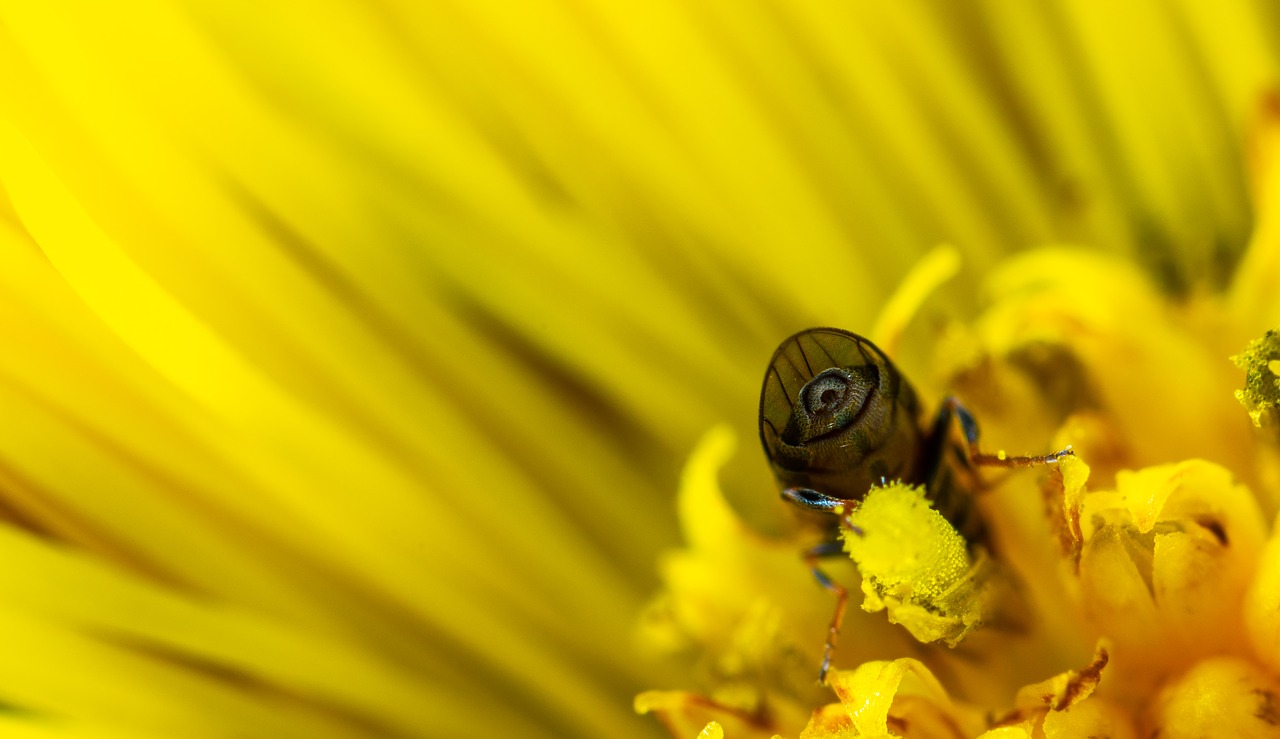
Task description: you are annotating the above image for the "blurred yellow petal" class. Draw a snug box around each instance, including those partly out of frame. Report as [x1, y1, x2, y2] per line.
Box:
[0, 717, 177, 739]
[1146, 658, 1280, 739]
[633, 693, 775, 739]
[1243, 515, 1280, 674]
[871, 244, 962, 358]
[954, 250, 1255, 484]
[974, 729, 1031, 739]
[0, 524, 495, 737]
[1011, 644, 1108, 713]
[981, 647, 1134, 739]
[1039, 698, 1137, 739]
[1231, 96, 1280, 334]
[0, 119, 634, 737]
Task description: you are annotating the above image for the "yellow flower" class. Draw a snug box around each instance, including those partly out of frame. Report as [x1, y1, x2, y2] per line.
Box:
[0, 2, 1278, 739]
[639, 111, 1280, 737]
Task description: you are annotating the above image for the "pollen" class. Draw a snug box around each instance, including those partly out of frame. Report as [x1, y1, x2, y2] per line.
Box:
[839, 483, 1002, 646]
[842, 483, 969, 598]
[1232, 330, 1280, 428]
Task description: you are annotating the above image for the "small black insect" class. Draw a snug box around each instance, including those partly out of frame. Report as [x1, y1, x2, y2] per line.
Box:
[758, 327, 1072, 680]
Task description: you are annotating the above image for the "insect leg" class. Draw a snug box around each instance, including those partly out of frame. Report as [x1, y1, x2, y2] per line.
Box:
[781, 487, 848, 514]
[803, 539, 853, 684]
[939, 396, 1073, 468]
[782, 488, 861, 680]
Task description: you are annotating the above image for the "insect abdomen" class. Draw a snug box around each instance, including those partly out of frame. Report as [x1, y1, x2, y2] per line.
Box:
[759, 328, 986, 543]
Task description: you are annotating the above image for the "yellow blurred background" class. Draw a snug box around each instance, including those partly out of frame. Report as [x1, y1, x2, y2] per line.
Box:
[0, 2, 1276, 737]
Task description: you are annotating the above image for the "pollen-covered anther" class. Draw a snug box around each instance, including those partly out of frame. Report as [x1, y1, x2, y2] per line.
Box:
[841, 482, 1011, 645]
[1232, 330, 1280, 429]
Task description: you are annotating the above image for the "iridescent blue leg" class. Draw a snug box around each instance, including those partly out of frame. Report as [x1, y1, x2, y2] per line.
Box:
[781, 487, 847, 514]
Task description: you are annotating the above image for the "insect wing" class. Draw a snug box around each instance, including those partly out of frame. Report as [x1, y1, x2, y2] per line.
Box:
[759, 328, 884, 461]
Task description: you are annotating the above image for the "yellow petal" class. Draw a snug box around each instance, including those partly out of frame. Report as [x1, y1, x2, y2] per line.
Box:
[975, 728, 1033, 739]
[1232, 95, 1280, 334]
[633, 692, 775, 739]
[947, 248, 1254, 489]
[822, 659, 980, 738]
[1146, 657, 1280, 739]
[870, 243, 962, 358]
[986, 645, 1135, 739]
[1012, 644, 1109, 713]
[1075, 460, 1267, 700]
[640, 427, 905, 732]
[795, 704, 855, 739]
[1058, 454, 1092, 553]
[1242, 514, 1280, 673]
[1040, 697, 1137, 739]
[0, 716, 182, 739]
[984, 696, 1137, 739]
[0, 524, 507, 738]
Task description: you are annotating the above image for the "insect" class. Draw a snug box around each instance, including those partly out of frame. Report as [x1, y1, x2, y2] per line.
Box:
[758, 327, 1072, 681]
